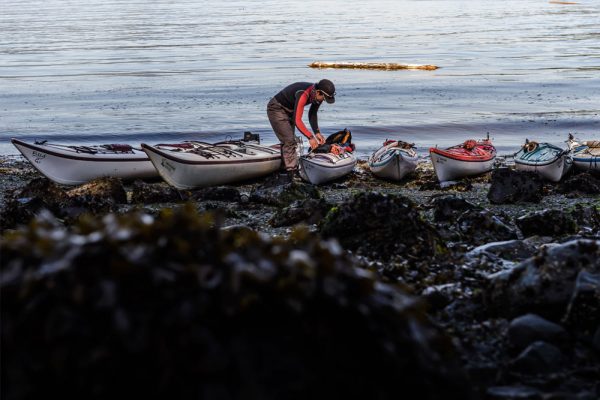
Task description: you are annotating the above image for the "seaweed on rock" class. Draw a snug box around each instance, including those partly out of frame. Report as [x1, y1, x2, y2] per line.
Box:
[320, 191, 446, 261]
[1, 204, 471, 400]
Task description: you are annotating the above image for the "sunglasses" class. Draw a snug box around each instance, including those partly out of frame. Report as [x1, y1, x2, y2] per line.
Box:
[318, 90, 335, 98]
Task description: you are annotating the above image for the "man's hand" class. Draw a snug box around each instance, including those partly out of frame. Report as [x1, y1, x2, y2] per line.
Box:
[315, 132, 325, 145]
[308, 136, 319, 150]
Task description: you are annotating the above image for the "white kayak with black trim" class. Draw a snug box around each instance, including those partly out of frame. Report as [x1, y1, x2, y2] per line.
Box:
[298, 151, 357, 185]
[141, 139, 282, 189]
[368, 140, 418, 181]
[11, 138, 158, 185]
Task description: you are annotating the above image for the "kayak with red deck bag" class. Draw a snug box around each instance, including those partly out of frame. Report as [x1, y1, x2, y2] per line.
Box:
[429, 135, 497, 182]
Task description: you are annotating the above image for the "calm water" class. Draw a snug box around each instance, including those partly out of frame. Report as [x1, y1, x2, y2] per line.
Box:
[1, 0, 599, 158]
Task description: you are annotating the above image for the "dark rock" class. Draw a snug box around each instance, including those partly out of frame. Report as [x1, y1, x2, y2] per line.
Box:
[569, 204, 600, 233]
[511, 341, 563, 374]
[486, 385, 543, 400]
[516, 209, 578, 238]
[59, 177, 128, 218]
[320, 192, 446, 261]
[467, 240, 538, 263]
[0, 178, 68, 230]
[250, 175, 321, 207]
[563, 271, 600, 331]
[487, 168, 544, 204]
[557, 172, 600, 196]
[1, 206, 471, 400]
[0, 196, 55, 231]
[131, 180, 183, 203]
[0, 177, 127, 229]
[457, 210, 518, 246]
[13, 176, 67, 201]
[67, 177, 127, 205]
[193, 186, 241, 202]
[507, 314, 568, 350]
[269, 198, 331, 227]
[593, 326, 600, 352]
[439, 180, 473, 192]
[487, 239, 600, 320]
[432, 195, 481, 222]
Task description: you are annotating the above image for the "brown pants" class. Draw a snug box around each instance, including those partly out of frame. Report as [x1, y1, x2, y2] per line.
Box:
[267, 97, 298, 171]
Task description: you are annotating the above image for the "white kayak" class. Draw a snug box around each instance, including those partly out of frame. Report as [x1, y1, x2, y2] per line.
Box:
[141, 139, 282, 189]
[514, 140, 572, 182]
[299, 151, 357, 185]
[567, 136, 600, 172]
[11, 138, 158, 185]
[368, 140, 418, 181]
[429, 137, 497, 182]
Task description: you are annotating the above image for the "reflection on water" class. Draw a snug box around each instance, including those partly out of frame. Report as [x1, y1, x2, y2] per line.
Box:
[1, 0, 599, 156]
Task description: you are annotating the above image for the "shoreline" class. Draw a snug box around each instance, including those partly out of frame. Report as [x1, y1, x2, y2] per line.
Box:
[1, 154, 599, 399]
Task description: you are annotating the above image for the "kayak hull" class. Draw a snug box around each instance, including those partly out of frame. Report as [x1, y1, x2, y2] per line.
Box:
[11, 138, 158, 185]
[299, 152, 357, 185]
[142, 141, 282, 189]
[514, 142, 572, 182]
[369, 143, 418, 181]
[429, 139, 496, 182]
[569, 142, 600, 172]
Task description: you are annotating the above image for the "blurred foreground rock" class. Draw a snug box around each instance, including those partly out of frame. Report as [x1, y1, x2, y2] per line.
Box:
[1, 205, 470, 400]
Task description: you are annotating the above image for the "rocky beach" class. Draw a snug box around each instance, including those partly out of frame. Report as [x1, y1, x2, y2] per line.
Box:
[1, 154, 599, 400]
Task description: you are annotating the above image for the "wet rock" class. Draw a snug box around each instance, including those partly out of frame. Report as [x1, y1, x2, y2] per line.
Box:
[507, 314, 568, 350]
[467, 240, 538, 263]
[193, 186, 241, 202]
[0, 196, 54, 231]
[131, 180, 183, 203]
[516, 209, 578, 238]
[13, 176, 67, 201]
[67, 177, 127, 204]
[487, 240, 600, 320]
[511, 341, 563, 374]
[1, 206, 471, 400]
[557, 172, 600, 196]
[432, 195, 481, 222]
[250, 175, 320, 207]
[569, 204, 600, 233]
[320, 192, 446, 261]
[487, 168, 544, 204]
[58, 177, 128, 218]
[563, 271, 600, 331]
[485, 385, 543, 400]
[457, 210, 518, 246]
[440, 180, 473, 191]
[0, 178, 68, 230]
[269, 198, 331, 227]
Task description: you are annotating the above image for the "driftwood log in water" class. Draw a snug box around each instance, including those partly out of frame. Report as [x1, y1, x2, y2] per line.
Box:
[309, 61, 439, 71]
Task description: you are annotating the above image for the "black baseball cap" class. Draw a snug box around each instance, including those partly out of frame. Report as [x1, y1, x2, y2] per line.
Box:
[316, 79, 335, 104]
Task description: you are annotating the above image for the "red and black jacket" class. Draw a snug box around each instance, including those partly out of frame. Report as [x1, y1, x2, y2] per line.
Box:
[274, 82, 321, 139]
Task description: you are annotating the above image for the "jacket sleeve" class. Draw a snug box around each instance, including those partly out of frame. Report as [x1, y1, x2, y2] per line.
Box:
[293, 88, 314, 139]
[308, 102, 320, 134]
